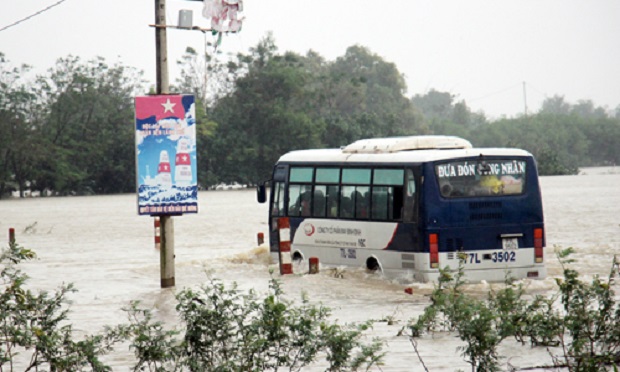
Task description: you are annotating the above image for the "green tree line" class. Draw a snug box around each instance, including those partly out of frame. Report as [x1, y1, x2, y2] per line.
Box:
[1, 35, 619, 197]
[0, 54, 143, 197]
[414, 90, 620, 175]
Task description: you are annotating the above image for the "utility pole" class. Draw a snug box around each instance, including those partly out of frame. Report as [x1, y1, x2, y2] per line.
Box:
[523, 81, 528, 118]
[155, 0, 169, 95]
[155, 0, 175, 288]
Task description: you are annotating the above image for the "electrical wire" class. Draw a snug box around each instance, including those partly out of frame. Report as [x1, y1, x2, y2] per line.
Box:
[0, 0, 68, 33]
[468, 83, 522, 102]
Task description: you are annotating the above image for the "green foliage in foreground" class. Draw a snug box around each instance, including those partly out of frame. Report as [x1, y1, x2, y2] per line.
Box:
[406, 248, 620, 372]
[0, 241, 384, 371]
[3, 240, 620, 371]
[113, 278, 384, 372]
[0, 241, 122, 371]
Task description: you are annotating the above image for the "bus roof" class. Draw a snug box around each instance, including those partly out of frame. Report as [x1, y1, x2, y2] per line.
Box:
[278, 136, 533, 164]
[343, 135, 472, 153]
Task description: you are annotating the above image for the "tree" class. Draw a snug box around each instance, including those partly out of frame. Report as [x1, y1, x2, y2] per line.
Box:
[326, 45, 426, 141]
[540, 95, 571, 115]
[0, 54, 43, 198]
[579, 117, 620, 166]
[469, 114, 585, 175]
[205, 38, 428, 185]
[208, 35, 325, 185]
[412, 89, 455, 120]
[33, 56, 145, 194]
[571, 99, 607, 119]
[175, 46, 237, 109]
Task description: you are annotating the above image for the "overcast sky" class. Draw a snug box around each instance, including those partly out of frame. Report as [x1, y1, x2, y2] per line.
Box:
[1, 0, 619, 118]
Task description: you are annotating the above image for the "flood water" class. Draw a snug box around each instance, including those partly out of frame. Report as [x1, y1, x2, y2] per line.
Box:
[1, 167, 619, 371]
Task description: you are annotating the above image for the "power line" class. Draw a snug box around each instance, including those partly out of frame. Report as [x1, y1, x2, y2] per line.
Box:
[468, 83, 522, 102]
[0, 0, 68, 33]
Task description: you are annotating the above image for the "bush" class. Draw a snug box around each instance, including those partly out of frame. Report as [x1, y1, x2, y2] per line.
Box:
[406, 248, 620, 371]
[116, 277, 384, 371]
[1, 240, 384, 371]
[0, 241, 121, 371]
[5, 238, 619, 371]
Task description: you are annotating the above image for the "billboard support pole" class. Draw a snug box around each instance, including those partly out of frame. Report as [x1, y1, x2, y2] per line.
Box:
[159, 216, 175, 287]
[155, 0, 175, 288]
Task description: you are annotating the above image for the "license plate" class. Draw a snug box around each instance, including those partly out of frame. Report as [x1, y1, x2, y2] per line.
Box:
[502, 238, 518, 250]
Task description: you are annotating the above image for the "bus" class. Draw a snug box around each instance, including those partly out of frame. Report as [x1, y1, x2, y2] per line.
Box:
[257, 135, 546, 282]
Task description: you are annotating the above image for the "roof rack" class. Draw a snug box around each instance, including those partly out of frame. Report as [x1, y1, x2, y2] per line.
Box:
[342, 135, 473, 154]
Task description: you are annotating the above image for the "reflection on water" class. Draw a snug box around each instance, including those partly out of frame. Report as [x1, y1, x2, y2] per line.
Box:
[1, 167, 619, 370]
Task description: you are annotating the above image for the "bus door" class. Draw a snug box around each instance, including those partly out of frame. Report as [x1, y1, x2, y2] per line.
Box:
[269, 164, 289, 256]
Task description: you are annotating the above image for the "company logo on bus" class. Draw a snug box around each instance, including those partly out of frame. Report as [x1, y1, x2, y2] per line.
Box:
[303, 223, 316, 236]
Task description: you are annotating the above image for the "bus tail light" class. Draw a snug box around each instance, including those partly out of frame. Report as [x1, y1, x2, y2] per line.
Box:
[534, 228, 544, 263]
[429, 233, 439, 269]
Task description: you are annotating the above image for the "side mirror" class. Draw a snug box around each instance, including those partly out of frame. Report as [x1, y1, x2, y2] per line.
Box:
[257, 184, 266, 203]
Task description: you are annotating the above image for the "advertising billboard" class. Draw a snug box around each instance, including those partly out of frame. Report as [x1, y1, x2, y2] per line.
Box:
[135, 95, 198, 215]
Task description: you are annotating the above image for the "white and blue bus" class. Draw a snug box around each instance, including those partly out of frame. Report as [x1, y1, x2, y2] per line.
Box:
[257, 135, 546, 282]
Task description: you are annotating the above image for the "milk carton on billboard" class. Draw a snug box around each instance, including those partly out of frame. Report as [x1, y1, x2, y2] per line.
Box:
[135, 95, 198, 215]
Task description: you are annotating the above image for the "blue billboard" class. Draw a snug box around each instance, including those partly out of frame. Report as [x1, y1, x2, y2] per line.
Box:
[135, 95, 198, 215]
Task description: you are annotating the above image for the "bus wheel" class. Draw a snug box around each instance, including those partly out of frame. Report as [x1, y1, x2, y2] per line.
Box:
[366, 257, 382, 272]
[292, 251, 304, 262]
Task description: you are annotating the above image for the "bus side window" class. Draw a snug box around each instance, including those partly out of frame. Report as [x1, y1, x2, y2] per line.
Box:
[288, 184, 302, 216]
[299, 185, 313, 216]
[326, 185, 340, 217]
[354, 186, 370, 219]
[403, 169, 416, 222]
[372, 186, 388, 220]
[340, 185, 355, 218]
[313, 186, 326, 217]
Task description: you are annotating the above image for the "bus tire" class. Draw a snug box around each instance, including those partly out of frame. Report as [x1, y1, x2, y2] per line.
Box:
[366, 256, 382, 272]
[292, 251, 304, 262]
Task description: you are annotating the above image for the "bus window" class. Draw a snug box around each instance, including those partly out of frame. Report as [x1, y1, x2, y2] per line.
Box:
[342, 168, 371, 184]
[316, 168, 340, 183]
[289, 167, 314, 216]
[315, 168, 340, 218]
[435, 159, 527, 198]
[271, 182, 285, 216]
[340, 185, 371, 218]
[374, 169, 404, 185]
[313, 185, 327, 217]
[300, 188, 312, 216]
[290, 167, 313, 183]
[403, 169, 416, 222]
[372, 168, 405, 221]
[288, 184, 312, 216]
[326, 185, 340, 217]
[354, 186, 370, 219]
[340, 168, 371, 219]
[288, 184, 301, 216]
[340, 185, 355, 218]
[371, 186, 389, 220]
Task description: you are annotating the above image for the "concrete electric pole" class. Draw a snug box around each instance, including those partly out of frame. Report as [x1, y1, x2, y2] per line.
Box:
[154, 0, 175, 288]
